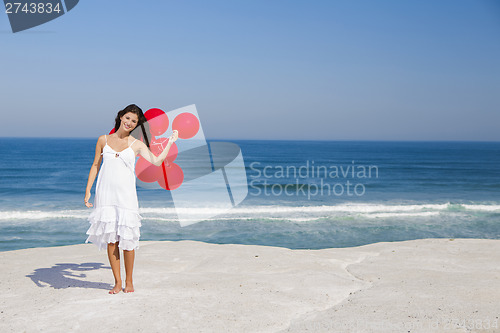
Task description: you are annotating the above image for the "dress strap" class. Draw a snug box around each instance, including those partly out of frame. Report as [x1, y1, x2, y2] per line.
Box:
[129, 139, 137, 147]
[101, 135, 107, 156]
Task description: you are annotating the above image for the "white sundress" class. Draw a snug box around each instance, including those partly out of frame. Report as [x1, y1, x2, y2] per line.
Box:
[85, 134, 143, 251]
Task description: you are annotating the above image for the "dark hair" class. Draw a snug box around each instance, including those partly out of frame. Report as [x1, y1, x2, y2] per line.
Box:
[113, 104, 146, 133]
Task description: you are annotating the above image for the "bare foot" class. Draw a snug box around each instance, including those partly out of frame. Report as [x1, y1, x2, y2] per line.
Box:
[109, 284, 122, 294]
[124, 283, 134, 293]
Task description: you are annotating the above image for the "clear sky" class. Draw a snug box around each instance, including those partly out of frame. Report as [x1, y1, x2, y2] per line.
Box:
[1, 0, 499, 140]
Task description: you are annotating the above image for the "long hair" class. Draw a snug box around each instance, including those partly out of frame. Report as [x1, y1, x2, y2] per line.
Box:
[113, 104, 147, 133]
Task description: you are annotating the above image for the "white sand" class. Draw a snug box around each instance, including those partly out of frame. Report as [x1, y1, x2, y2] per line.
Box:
[0, 238, 499, 332]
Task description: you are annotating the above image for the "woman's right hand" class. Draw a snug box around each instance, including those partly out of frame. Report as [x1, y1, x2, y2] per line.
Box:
[169, 130, 179, 143]
[84, 192, 93, 208]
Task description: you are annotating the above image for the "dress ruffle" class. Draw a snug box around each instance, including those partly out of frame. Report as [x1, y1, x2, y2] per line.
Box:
[85, 205, 142, 251]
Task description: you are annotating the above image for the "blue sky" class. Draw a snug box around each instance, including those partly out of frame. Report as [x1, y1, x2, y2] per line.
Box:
[1, 0, 499, 140]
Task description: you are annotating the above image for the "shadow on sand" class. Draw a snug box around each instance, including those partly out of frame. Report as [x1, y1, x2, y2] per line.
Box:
[26, 262, 112, 290]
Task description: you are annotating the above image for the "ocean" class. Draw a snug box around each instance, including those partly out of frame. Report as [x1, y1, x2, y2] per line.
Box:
[0, 138, 499, 252]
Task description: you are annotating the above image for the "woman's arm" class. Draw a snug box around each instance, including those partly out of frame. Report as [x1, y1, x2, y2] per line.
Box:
[137, 130, 178, 166]
[84, 135, 104, 207]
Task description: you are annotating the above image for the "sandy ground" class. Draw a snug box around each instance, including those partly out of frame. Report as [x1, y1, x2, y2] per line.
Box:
[0, 238, 499, 332]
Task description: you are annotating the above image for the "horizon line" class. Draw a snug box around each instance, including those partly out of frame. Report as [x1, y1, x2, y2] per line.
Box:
[0, 136, 499, 143]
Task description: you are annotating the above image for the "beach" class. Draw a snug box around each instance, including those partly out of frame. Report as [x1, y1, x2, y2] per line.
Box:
[0, 140, 499, 332]
[1, 238, 498, 332]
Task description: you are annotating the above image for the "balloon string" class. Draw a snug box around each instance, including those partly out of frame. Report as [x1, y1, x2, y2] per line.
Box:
[161, 161, 168, 189]
[141, 123, 168, 189]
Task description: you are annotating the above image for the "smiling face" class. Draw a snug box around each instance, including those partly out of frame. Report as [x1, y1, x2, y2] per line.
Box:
[120, 112, 139, 132]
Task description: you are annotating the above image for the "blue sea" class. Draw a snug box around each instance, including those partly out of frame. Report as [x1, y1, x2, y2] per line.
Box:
[0, 138, 499, 252]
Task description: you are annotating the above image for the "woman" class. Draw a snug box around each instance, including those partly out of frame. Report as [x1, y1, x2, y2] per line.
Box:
[84, 104, 178, 294]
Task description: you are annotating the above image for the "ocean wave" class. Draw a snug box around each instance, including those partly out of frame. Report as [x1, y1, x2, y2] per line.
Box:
[0, 210, 89, 221]
[0, 202, 498, 222]
[363, 212, 441, 219]
[461, 204, 500, 212]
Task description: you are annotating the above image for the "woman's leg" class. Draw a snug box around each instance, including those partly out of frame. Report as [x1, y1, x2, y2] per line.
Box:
[123, 249, 135, 293]
[107, 241, 122, 294]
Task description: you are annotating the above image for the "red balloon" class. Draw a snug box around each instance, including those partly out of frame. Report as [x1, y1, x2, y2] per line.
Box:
[172, 112, 200, 139]
[109, 128, 115, 134]
[149, 138, 178, 163]
[144, 108, 169, 136]
[157, 163, 184, 190]
[135, 156, 162, 183]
